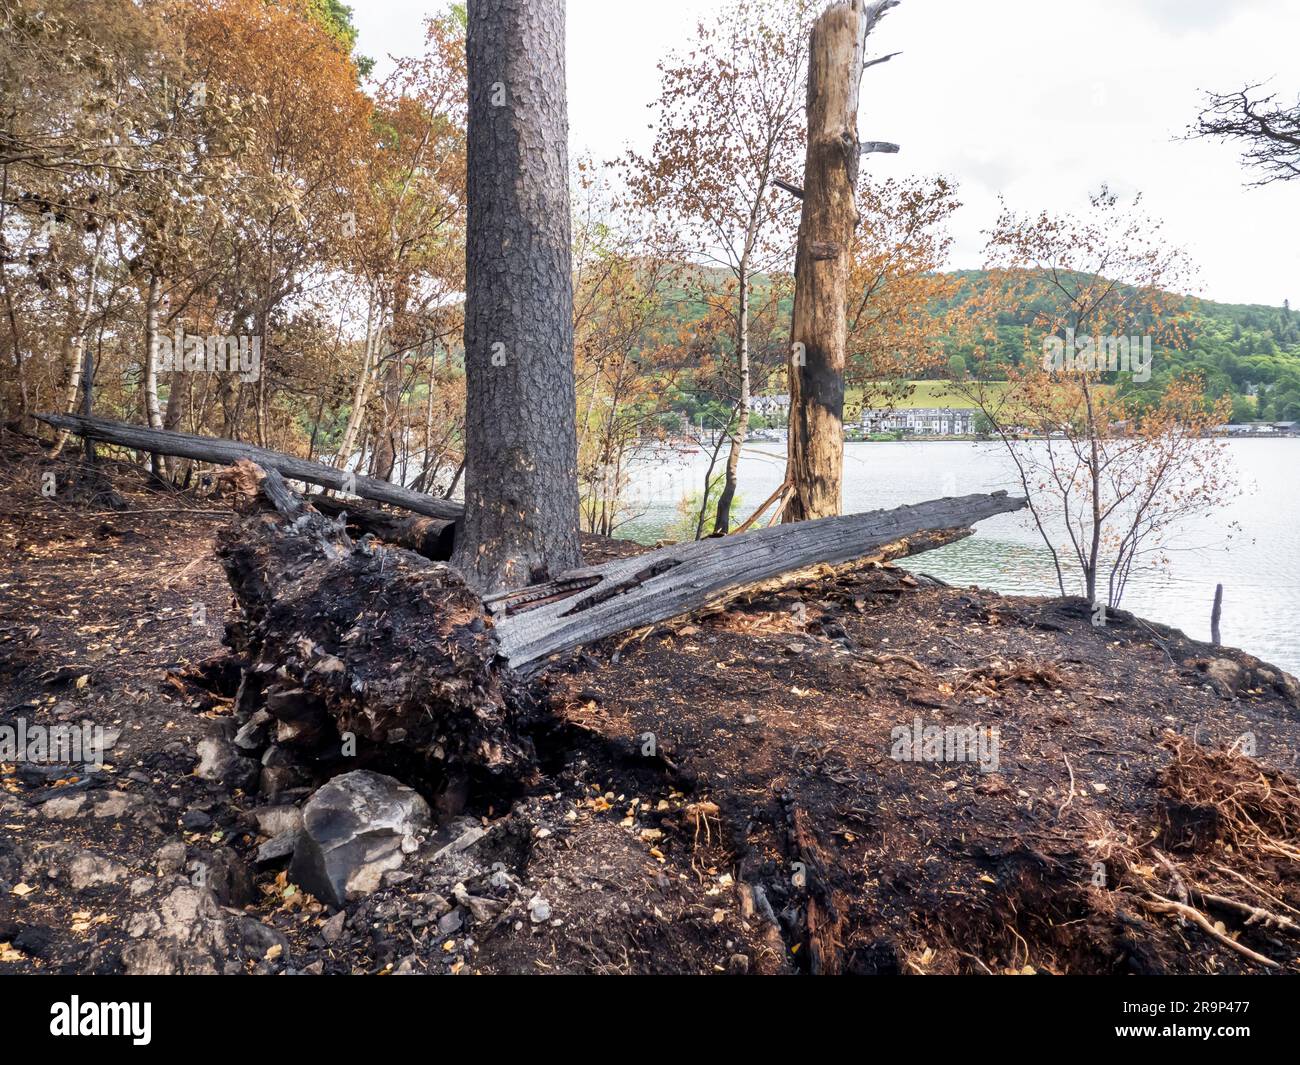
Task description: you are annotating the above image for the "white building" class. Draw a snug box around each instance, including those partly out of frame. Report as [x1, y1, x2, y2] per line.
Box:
[751, 394, 790, 417]
[860, 407, 976, 435]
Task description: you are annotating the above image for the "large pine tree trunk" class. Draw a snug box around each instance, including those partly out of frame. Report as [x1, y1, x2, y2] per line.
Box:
[783, 2, 865, 522]
[452, 0, 582, 593]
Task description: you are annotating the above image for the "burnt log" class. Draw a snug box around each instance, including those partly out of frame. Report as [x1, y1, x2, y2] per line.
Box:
[490, 491, 1025, 672]
[36, 412, 463, 521]
[310, 495, 456, 561]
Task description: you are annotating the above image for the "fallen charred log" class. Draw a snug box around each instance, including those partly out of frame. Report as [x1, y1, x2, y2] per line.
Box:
[490, 491, 1026, 672]
[36, 412, 462, 521]
[309, 495, 457, 561]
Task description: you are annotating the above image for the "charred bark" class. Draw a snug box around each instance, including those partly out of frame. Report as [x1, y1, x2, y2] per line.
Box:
[453, 0, 583, 593]
[218, 502, 534, 796]
[35, 412, 463, 521]
[784, 0, 898, 522]
[490, 491, 1024, 672]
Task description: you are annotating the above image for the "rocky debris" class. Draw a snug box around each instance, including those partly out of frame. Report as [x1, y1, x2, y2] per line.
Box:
[122, 881, 285, 975]
[155, 841, 187, 877]
[234, 710, 272, 751]
[252, 804, 303, 837]
[193, 722, 259, 791]
[319, 910, 347, 944]
[255, 832, 297, 866]
[1189, 653, 1300, 706]
[289, 771, 432, 908]
[91, 790, 143, 819]
[41, 794, 87, 820]
[189, 847, 255, 907]
[430, 822, 488, 863]
[67, 850, 128, 892]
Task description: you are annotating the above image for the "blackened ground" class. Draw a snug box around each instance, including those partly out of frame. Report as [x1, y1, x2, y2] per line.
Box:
[1, 428, 1298, 974]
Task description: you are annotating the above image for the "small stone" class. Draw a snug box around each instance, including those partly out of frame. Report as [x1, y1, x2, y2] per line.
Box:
[251, 805, 302, 838]
[528, 896, 551, 924]
[41, 794, 86, 820]
[255, 831, 296, 866]
[319, 910, 347, 945]
[193, 728, 258, 791]
[68, 851, 128, 891]
[155, 841, 186, 877]
[180, 809, 212, 831]
[93, 791, 140, 819]
[430, 825, 487, 863]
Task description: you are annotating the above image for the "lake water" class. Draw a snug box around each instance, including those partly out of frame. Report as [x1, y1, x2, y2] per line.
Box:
[616, 439, 1300, 675]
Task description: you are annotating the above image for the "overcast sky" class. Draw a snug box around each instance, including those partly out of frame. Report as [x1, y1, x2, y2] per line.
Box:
[353, 0, 1298, 306]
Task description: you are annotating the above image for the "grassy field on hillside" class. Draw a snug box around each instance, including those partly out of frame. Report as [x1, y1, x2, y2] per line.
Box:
[845, 381, 1008, 410]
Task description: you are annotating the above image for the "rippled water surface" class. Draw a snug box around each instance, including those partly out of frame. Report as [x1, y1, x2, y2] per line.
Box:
[616, 439, 1300, 675]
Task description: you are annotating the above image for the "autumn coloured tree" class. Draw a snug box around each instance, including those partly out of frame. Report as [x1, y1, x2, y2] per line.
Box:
[627, 0, 812, 534]
[844, 174, 963, 415]
[959, 189, 1234, 606]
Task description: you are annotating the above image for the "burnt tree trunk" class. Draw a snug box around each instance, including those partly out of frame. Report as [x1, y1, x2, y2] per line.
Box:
[784, 1, 875, 522]
[35, 413, 463, 520]
[310, 494, 456, 560]
[453, 0, 582, 593]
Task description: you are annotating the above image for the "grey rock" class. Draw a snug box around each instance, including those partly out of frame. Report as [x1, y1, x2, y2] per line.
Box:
[259, 764, 308, 799]
[289, 770, 431, 908]
[452, 883, 505, 924]
[319, 910, 347, 944]
[155, 841, 187, 876]
[92, 791, 141, 819]
[233, 710, 272, 751]
[122, 884, 226, 975]
[189, 847, 255, 907]
[252, 804, 302, 837]
[193, 726, 258, 791]
[226, 912, 289, 963]
[430, 824, 488, 863]
[41, 794, 86, 820]
[255, 830, 297, 865]
[180, 809, 212, 831]
[67, 851, 128, 891]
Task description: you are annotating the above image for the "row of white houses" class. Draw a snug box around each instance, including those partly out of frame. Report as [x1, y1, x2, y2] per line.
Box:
[751, 395, 978, 435]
